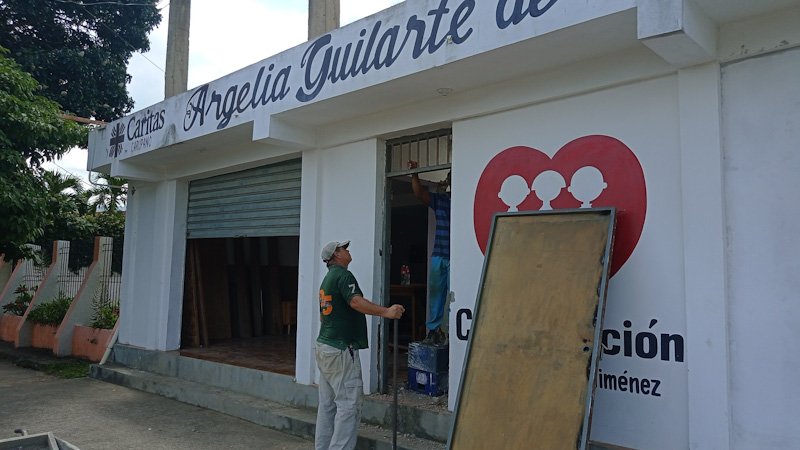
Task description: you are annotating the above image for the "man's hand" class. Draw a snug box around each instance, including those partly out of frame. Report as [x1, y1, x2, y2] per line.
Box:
[350, 296, 406, 318]
[383, 304, 405, 319]
[407, 160, 430, 205]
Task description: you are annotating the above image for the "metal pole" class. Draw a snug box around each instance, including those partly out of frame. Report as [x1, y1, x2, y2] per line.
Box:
[393, 318, 399, 449]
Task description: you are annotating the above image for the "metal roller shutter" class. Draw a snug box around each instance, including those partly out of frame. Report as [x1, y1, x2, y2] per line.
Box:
[186, 159, 301, 239]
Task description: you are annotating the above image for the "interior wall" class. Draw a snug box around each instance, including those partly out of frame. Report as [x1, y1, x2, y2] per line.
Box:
[722, 47, 800, 449]
[181, 238, 231, 346]
[389, 178, 429, 286]
[182, 235, 300, 348]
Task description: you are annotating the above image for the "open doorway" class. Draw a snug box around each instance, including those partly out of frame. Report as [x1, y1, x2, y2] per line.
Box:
[179, 160, 301, 375]
[180, 236, 299, 375]
[382, 129, 451, 395]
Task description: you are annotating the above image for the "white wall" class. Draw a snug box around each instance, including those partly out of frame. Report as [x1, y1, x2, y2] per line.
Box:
[118, 180, 188, 351]
[722, 47, 800, 449]
[296, 139, 383, 391]
[451, 75, 689, 449]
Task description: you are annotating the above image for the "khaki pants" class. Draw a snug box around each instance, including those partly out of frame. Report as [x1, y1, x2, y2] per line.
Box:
[315, 343, 363, 450]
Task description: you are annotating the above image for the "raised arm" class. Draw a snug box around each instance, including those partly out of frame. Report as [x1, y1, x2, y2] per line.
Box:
[408, 160, 431, 206]
[349, 295, 405, 319]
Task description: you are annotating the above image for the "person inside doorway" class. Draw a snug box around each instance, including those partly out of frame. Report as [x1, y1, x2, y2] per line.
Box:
[408, 161, 450, 346]
[315, 240, 405, 450]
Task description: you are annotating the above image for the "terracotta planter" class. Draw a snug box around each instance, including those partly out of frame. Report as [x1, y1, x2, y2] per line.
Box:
[72, 325, 113, 362]
[0, 314, 23, 342]
[31, 323, 58, 350]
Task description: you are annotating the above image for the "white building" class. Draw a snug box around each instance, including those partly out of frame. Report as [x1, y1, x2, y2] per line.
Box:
[87, 1, 800, 448]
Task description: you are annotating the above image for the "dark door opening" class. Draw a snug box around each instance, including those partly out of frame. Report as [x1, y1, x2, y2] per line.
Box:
[381, 129, 452, 395]
[180, 236, 298, 375]
[388, 180, 430, 346]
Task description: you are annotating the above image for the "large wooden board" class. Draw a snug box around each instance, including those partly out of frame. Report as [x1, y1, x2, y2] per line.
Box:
[449, 209, 615, 450]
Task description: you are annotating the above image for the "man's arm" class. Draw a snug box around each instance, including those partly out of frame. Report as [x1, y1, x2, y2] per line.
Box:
[408, 160, 431, 206]
[349, 295, 405, 319]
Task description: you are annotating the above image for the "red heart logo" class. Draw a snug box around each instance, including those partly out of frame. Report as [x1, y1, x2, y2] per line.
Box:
[473, 135, 646, 277]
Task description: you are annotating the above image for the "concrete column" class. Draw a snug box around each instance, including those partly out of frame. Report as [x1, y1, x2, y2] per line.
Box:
[165, 0, 191, 98]
[308, 0, 339, 40]
[678, 63, 731, 449]
[118, 180, 188, 351]
[296, 150, 323, 385]
[15, 241, 70, 348]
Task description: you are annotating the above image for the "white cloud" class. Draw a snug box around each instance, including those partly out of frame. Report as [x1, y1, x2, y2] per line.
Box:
[129, 0, 402, 111]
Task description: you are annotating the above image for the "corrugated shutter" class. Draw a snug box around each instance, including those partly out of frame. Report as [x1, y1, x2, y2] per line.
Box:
[186, 159, 301, 239]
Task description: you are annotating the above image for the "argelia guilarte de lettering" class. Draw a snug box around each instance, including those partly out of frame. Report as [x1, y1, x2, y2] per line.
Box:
[183, 0, 560, 132]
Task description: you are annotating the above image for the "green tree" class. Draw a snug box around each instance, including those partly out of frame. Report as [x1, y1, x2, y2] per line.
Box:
[39, 169, 95, 245]
[0, 48, 86, 262]
[89, 173, 128, 213]
[0, 0, 161, 121]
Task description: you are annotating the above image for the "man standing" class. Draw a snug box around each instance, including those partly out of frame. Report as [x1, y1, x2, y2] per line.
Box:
[408, 161, 450, 345]
[315, 240, 405, 450]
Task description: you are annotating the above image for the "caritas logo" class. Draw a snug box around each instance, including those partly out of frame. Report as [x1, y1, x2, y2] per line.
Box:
[473, 135, 646, 277]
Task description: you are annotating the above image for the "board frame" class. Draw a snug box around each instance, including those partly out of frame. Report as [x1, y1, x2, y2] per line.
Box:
[447, 208, 616, 449]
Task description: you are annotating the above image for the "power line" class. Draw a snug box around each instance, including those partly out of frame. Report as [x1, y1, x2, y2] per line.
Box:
[52, 0, 165, 7]
[71, 1, 167, 73]
[50, 161, 94, 189]
[51, 161, 129, 192]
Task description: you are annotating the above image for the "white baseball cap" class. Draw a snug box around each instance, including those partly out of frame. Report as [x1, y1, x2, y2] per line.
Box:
[321, 240, 350, 262]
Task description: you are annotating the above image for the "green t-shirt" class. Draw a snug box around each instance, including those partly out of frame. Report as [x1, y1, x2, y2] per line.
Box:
[317, 264, 368, 350]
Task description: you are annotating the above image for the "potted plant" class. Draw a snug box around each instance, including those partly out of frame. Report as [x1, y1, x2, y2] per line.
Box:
[0, 285, 35, 342]
[27, 292, 73, 349]
[72, 296, 119, 362]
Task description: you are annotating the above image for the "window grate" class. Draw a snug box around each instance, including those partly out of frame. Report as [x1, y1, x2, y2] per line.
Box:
[386, 129, 452, 176]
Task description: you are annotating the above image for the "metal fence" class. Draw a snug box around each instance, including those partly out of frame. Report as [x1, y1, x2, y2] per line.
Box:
[20, 256, 46, 292]
[93, 237, 122, 311]
[58, 239, 91, 298]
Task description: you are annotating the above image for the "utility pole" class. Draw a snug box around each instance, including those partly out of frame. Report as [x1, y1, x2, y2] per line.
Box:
[165, 0, 191, 98]
[308, 0, 340, 39]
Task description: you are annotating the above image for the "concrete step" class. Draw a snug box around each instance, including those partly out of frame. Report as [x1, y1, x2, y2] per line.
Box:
[91, 363, 445, 450]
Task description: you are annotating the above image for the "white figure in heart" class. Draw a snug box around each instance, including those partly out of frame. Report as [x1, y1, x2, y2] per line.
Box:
[568, 166, 607, 208]
[498, 175, 530, 212]
[531, 170, 566, 210]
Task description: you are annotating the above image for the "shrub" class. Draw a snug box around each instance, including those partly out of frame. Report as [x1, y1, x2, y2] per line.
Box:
[89, 300, 119, 330]
[27, 292, 73, 326]
[1, 285, 35, 316]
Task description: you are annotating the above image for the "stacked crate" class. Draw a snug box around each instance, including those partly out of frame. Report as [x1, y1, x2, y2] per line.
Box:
[407, 341, 448, 396]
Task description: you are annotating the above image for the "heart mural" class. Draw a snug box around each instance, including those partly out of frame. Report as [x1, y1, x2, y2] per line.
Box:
[473, 135, 646, 277]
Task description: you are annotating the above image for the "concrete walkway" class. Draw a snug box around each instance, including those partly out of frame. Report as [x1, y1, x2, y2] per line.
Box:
[0, 341, 446, 450]
[0, 357, 312, 449]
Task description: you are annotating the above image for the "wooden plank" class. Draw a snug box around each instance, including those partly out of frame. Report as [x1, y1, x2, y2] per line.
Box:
[192, 241, 209, 347]
[183, 242, 200, 348]
[267, 237, 283, 335]
[449, 209, 614, 450]
[234, 239, 253, 338]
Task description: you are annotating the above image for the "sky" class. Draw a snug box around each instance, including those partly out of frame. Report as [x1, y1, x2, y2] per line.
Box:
[46, 0, 404, 187]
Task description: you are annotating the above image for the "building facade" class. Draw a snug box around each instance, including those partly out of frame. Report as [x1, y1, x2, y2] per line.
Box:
[87, 1, 800, 448]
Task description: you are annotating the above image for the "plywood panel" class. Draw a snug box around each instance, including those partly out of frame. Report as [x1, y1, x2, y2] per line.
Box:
[449, 209, 614, 450]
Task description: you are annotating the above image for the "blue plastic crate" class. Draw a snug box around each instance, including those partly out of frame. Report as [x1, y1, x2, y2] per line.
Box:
[407, 367, 448, 397]
[408, 342, 449, 372]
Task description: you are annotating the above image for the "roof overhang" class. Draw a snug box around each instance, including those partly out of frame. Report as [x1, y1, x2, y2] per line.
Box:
[87, 0, 800, 180]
